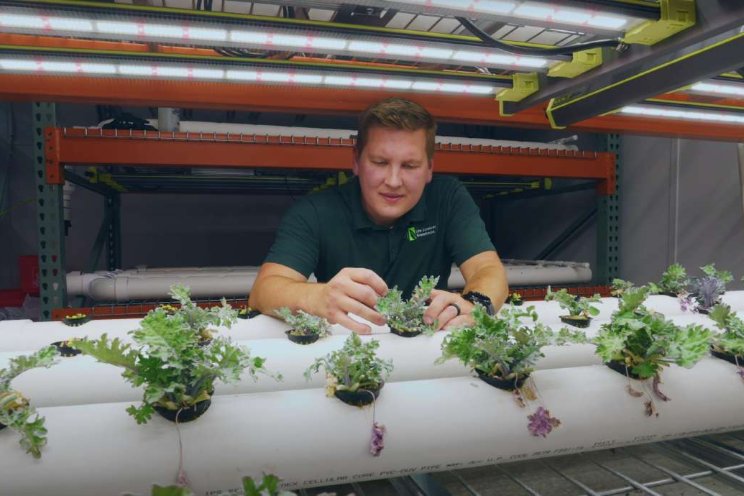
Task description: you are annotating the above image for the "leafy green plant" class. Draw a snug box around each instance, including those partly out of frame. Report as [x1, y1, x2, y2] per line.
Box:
[72, 286, 274, 424]
[241, 474, 296, 496]
[438, 305, 586, 381]
[610, 278, 635, 298]
[275, 308, 331, 338]
[305, 334, 393, 395]
[690, 264, 733, 312]
[708, 304, 744, 360]
[649, 263, 688, 296]
[0, 346, 59, 458]
[507, 292, 523, 305]
[594, 285, 712, 415]
[376, 275, 438, 336]
[545, 287, 601, 323]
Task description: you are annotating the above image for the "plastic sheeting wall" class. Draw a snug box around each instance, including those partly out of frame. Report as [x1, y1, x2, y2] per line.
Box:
[620, 136, 744, 288]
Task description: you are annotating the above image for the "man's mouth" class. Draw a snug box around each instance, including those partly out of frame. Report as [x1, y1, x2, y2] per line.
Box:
[380, 193, 403, 204]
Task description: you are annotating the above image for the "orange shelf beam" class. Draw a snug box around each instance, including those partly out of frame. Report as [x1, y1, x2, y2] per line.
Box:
[45, 128, 616, 194]
[3, 73, 744, 141]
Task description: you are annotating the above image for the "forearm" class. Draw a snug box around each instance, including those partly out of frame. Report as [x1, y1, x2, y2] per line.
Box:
[248, 275, 326, 316]
[462, 263, 509, 310]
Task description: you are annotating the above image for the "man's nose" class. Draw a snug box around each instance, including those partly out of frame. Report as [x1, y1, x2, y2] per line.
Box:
[385, 165, 402, 187]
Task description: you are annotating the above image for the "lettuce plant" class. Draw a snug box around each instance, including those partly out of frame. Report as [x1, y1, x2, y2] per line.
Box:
[376, 275, 438, 336]
[0, 346, 59, 458]
[73, 286, 273, 424]
[275, 308, 330, 338]
[594, 285, 712, 414]
[708, 304, 744, 363]
[690, 264, 733, 312]
[649, 263, 688, 296]
[544, 287, 601, 325]
[305, 334, 393, 395]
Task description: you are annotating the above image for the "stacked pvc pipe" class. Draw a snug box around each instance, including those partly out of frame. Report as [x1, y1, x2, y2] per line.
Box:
[2, 292, 743, 495]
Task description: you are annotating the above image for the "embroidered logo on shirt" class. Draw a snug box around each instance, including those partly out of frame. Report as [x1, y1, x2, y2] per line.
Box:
[407, 225, 437, 241]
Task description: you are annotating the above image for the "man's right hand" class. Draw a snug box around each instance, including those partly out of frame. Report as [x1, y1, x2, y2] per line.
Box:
[313, 267, 388, 335]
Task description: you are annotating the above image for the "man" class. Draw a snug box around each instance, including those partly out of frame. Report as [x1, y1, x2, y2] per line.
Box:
[249, 97, 508, 334]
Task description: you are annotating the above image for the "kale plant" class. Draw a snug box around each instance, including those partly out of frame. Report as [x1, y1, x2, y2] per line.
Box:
[594, 286, 711, 380]
[544, 287, 601, 319]
[305, 334, 393, 394]
[690, 264, 733, 311]
[376, 275, 439, 335]
[708, 304, 744, 358]
[437, 305, 586, 380]
[610, 278, 635, 298]
[649, 263, 688, 296]
[0, 346, 59, 458]
[72, 287, 274, 424]
[168, 285, 238, 340]
[275, 308, 331, 337]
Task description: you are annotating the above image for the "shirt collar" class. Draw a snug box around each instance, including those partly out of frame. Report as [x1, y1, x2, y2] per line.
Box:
[342, 176, 429, 230]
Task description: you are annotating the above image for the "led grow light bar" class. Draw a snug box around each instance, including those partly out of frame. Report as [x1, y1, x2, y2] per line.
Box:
[0, 10, 549, 70]
[0, 57, 498, 95]
[689, 81, 744, 98]
[384, 0, 633, 31]
[620, 105, 744, 124]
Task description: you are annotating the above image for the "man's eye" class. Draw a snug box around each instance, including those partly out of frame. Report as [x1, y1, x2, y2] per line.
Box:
[403, 163, 417, 169]
[373, 161, 387, 166]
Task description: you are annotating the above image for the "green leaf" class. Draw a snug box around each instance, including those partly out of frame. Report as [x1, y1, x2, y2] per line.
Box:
[376, 276, 439, 336]
[151, 485, 194, 496]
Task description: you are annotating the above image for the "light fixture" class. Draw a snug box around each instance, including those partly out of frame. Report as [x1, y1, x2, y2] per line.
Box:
[0, 9, 553, 71]
[385, 0, 632, 31]
[689, 81, 744, 98]
[620, 105, 744, 124]
[0, 56, 501, 96]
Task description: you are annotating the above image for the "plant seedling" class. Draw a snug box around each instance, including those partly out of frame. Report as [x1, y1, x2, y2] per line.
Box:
[545, 287, 601, 328]
[275, 308, 331, 345]
[0, 346, 59, 458]
[376, 275, 439, 337]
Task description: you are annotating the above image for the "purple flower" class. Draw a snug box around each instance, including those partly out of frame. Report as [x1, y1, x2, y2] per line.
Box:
[678, 293, 698, 313]
[527, 407, 561, 438]
[370, 422, 386, 456]
[738, 367, 744, 381]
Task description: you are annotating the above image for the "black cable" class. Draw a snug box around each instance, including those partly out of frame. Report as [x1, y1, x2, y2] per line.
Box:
[456, 16, 624, 56]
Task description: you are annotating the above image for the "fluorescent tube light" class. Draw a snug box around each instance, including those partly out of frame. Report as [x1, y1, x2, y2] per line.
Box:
[0, 57, 497, 95]
[0, 8, 552, 70]
[621, 105, 744, 124]
[690, 82, 744, 98]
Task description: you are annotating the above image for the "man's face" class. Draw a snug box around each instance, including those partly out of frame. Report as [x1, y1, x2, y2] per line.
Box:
[354, 126, 433, 226]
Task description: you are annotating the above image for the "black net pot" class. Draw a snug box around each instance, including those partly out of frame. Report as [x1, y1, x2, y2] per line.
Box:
[559, 315, 591, 328]
[285, 330, 320, 345]
[238, 309, 261, 320]
[334, 384, 381, 407]
[659, 291, 678, 298]
[605, 360, 644, 381]
[62, 315, 90, 327]
[154, 399, 212, 423]
[711, 347, 741, 366]
[475, 369, 528, 391]
[389, 327, 422, 338]
[51, 340, 81, 357]
[0, 422, 5, 431]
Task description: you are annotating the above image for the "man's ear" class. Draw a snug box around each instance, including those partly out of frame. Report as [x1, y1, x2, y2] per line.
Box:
[426, 159, 434, 183]
[352, 154, 360, 175]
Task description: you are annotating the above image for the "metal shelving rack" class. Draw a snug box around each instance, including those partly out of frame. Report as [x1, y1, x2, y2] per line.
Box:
[36, 123, 618, 319]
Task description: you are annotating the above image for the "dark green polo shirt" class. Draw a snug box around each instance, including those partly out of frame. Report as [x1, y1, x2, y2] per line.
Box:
[264, 175, 495, 298]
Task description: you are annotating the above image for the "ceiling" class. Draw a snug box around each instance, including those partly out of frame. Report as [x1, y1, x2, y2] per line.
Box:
[0, 0, 743, 139]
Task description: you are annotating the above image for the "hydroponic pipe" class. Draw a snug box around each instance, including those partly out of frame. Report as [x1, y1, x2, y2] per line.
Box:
[1, 359, 743, 495]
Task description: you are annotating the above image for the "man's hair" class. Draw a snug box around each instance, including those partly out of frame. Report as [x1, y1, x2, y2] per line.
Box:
[355, 98, 437, 160]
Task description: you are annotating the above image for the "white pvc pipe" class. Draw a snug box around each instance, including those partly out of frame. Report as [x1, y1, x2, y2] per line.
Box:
[67, 260, 593, 301]
[2, 359, 743, 495]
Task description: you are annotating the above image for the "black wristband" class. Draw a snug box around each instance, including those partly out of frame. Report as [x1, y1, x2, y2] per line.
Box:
[462, 291, 495, 315]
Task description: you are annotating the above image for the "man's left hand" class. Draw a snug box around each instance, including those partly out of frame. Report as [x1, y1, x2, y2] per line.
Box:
[423, 289, 475, 331]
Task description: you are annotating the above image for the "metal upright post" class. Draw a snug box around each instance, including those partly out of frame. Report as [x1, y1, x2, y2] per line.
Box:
[106, 193, 122, 270]
[596, 134, 621, 284]
[32, 103, 67, 320]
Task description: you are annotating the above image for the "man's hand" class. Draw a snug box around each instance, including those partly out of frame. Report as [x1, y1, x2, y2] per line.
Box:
[424, 289, 475, 331]
[314, 267, 388, 335]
